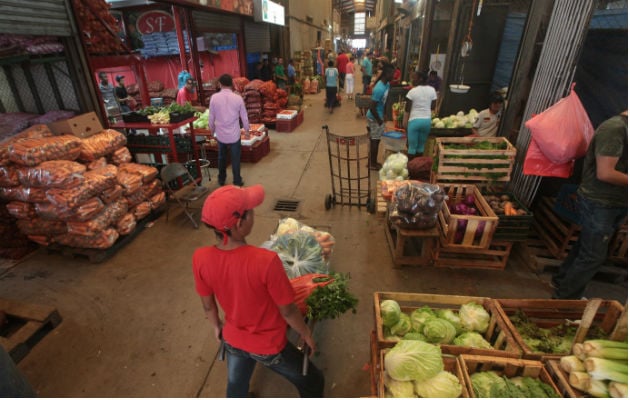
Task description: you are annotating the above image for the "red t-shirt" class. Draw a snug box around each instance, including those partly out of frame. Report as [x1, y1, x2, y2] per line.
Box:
[192, 245, 294, 355]
[176, 87, 196, 106]
[336, 53, 349, 75]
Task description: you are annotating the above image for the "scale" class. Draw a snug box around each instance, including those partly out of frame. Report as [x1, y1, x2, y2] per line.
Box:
[450, 0, 483, 94]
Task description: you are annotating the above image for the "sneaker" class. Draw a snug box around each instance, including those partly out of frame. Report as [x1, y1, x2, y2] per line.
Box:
[234, 181, 244, 187]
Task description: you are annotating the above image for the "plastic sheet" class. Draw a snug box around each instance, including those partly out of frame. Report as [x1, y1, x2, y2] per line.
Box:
[0, 186, 47, 202]
[8, 134, 81, 166]
[78, 129, 127, 161]
[17, 160, 86, 188]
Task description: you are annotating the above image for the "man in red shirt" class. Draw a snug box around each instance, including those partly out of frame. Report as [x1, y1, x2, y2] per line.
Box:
[335, 50, 349, 90]
[176, 78, 197, 106]
[192, 184, 324, 397]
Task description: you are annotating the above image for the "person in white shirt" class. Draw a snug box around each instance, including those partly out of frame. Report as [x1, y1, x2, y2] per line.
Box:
[404, 71, 437, 157]
[472, 93, 504, 137]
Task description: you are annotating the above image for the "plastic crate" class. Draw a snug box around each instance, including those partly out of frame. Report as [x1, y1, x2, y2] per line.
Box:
[437, 184, 499, 249]
[121, 112, 150, 123]
[373, 292, 522, 358]
[169, 111, 194, 123]
[241, 135, 270, 163]
[482, 192, 534, 242]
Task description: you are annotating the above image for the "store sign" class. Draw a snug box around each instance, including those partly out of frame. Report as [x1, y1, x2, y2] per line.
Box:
[366, 16, 378, 29]
[253, 0, 285, 26]
[136, 10, 175, 34]
[177, 0, 253, 16]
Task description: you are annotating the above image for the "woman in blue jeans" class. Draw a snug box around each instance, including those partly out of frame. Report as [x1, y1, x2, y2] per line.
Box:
[404, 71, 437, 156]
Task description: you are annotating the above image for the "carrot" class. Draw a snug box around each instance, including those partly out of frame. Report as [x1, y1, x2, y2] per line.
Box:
[504, 201, 517, 216]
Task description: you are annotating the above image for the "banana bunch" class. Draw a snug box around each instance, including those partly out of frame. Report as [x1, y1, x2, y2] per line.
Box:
[148, 110, 170, 125]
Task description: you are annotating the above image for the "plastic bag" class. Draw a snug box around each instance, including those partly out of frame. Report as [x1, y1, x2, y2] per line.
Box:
[18, 160, 86, 188]
[263, 230, 329, 279]
[525, 86, 594, 164]
[389, 182, 447, 229]
[523, 137, 574, 178]
[274, 217, 335, 260]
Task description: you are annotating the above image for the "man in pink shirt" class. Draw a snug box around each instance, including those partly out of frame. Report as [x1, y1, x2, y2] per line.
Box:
[209, 74, 250, 186]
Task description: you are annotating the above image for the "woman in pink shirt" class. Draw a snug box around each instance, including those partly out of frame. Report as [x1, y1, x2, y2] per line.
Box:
[345, 56, 355, 100]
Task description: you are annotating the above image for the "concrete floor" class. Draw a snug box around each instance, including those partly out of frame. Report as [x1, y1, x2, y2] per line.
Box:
[0, 90, 625, 397]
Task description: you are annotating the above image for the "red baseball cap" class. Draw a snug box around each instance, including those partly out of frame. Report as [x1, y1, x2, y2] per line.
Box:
[201, 184, 265, 231]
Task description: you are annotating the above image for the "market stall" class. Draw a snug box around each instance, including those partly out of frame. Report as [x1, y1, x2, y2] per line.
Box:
[370, 292, 627, 398]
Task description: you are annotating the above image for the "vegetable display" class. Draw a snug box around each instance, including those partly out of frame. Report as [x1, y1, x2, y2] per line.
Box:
[303, 273, 358, 321]
[379, 152, 409, 181]
[561, 339, 628, 397]
[509, 309, 606, 354]
[380, 300, 494, 350]
[484, 194, 528, 216]
[470, 371, 559, 397]
[432, 109, 477, 129]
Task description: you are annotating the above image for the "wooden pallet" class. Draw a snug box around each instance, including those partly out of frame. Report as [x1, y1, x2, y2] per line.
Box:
[374, 182, 388, 217]
[458, 354, 562, 397]
[0, 298, 62, 363]
[384, 217, 439, 268]
[532, 197, 580, 259]
[45, 209, 163, 263]
[433, 241, 513, 270]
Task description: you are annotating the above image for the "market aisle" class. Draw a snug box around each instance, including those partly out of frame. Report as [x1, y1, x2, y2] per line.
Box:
[1, 90, 558, 397]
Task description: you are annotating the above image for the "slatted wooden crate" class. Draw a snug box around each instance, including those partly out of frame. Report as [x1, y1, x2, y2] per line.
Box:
[482, 192, 534, 242]
[438, 184, 498, 249]
[432, 136, 516, 183]
[493, 299, 625, 360]
[373, 292, 522, 358]
[377, 349, 470, 398]
[458, 354, 562, 397]
[532, 196, 581, 259]
[608, 221, 628, 265]
[433, 240, 513, 270]
[545, 358, 586, 398]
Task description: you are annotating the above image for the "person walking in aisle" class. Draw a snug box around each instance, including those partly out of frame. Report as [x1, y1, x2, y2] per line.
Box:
[193, 184, 325, 398]
[552, 110, 628, 299]
[274, 57, 288, 90]
[209, 74, 249, 187]
[325, 60, 339, 114]
[367, 63, 394, 170]
[336, 50, 349, 90]
[361, 52, 373, 94]
[345, 56, 355, 100]
[404, 71, 437, 157]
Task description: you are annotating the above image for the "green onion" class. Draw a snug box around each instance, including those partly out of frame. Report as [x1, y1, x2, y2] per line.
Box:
[584, 357, 628, 383]
[587, 379, 610, 398]
[573, 343, 587, 360]
[609, 382, 628, 398]
[561, 355, 586, 373]
[568, 371, 590, 391]
[584, 339, 628, 360]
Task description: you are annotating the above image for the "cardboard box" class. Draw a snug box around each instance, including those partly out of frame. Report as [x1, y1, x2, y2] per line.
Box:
[48, 112, 104, 138]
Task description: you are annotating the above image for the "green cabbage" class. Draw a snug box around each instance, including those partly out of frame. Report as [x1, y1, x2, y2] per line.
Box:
[410, 306, 436, 333]
[380, 300, 401, 328]
[423, 318, 457, 344]
[384, 373, 415, 398]
[459, 302, 491, 333]
[436, 309, 463, 333]
[414, 370, 462, 398]
[384, 340, 443, 382]
[403, 332, 427, 341]
[390, 313, 412, 336]
[453, 331, 493, 349]
[470, 371, 506, 397]
[268, 231, 328, 278]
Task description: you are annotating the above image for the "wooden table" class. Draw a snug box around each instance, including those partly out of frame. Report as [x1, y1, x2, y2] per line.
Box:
[384, 208, 439, 268]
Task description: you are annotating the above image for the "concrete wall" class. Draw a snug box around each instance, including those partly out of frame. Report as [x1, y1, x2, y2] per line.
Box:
[287, 0, 332, 53]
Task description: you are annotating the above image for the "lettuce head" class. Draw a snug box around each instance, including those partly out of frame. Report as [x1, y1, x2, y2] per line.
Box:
[384, 340, 443, 381]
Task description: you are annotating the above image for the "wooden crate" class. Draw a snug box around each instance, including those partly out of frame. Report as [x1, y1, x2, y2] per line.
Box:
[433, 240, 513, 270]
[377, 349, 469, 398]
[482, 192, 534, 242]
[0, 298, 62, 363]
[608, 221, 628, 264]
[373, 292, 522, 358]
[438, 184, 499, 249]
[532, 196, 580, 259]
[545, 359, 585, 398]
[458, 354, 562, 397]
[375, 181, 388, 217]
[432, 136, 516, 183]
[493, 299, 624, 360]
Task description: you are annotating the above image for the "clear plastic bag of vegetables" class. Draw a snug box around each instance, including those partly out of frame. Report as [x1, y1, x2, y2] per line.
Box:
[389, 182, 447, 229]
[273, 217, 335, 260]
[262, 230, 330, 279]
[379, 152, 409, 181]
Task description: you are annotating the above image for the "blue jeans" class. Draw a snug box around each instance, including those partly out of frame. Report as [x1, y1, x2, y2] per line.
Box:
[218, 140, 242, 186]
[407, 118, 432, 155]
[362, 75, 371, 94]
[552, 194, 627, 299]
[224, 341, 324, 398]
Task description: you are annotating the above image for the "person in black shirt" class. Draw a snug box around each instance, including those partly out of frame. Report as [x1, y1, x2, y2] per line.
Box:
[114, 75, 133, 113]
[260, 59, 272, 81]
